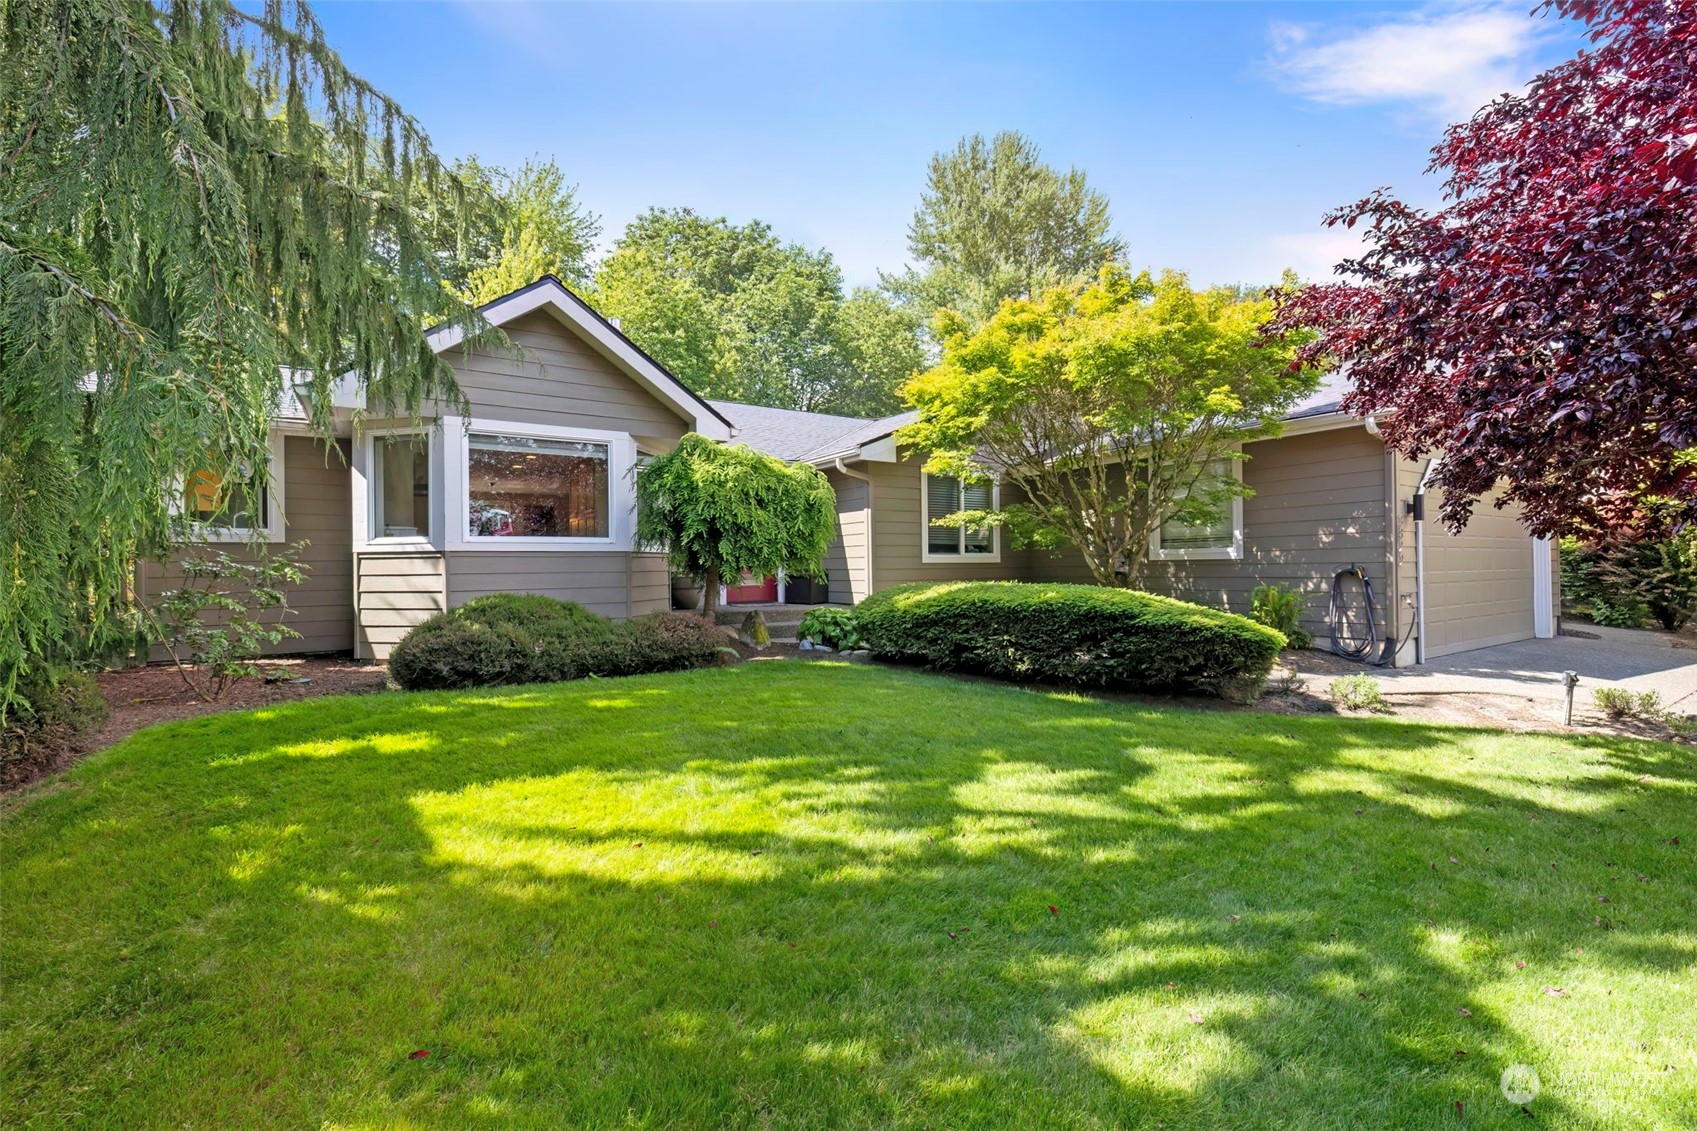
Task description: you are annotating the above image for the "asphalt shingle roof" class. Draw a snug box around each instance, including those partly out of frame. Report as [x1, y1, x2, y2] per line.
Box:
[708, 401, 917, 463]
[713, 374, 1358, 464]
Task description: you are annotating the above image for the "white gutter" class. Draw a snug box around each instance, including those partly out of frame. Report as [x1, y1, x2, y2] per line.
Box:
[1413, 457, 1439, 665]
[834, 457, 874, 598]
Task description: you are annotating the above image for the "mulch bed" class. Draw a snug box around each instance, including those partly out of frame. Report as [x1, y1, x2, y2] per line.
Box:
[93, 657, 391, 749]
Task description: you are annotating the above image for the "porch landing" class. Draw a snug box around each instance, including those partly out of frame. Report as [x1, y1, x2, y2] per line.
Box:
[709, 602, 847, 644]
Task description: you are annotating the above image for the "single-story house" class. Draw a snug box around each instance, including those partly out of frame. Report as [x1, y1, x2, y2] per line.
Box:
[142, 276, 1557, 666]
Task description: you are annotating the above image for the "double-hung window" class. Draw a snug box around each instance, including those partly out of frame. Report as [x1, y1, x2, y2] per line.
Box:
[1151, 456, 1242, 559]
[467, 433, 610, 539]
[922, 473, 997, 561]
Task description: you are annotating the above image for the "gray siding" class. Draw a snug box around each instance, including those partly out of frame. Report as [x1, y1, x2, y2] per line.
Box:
[140, 436, 354, 656]
[823, 469, 870, 604]
[870, 455, 1026, 588]
[448, 310, 691, 444]
[446, 551, 667, 619]
[355, 552, 445, 659]
[1022, 427, 1394, 647]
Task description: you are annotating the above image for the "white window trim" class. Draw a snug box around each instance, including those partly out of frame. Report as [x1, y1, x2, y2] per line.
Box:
[356, 425, 442, 553]
[179, 431, 287, 544]
[443, 416, 637, 552]
[920, 472, 1001, 564]
[1150, 454, 1244, 562]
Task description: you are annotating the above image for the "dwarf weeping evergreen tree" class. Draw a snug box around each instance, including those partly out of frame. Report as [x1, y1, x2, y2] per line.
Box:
[0, 0, 495, 706]
[635, 435, 837, 615]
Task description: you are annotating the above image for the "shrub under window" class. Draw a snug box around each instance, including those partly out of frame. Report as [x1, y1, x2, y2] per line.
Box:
[388, 594, 728, 691]
[854, 581, 1284, 700]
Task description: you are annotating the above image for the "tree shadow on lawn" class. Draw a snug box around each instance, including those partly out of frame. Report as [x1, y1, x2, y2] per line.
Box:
[4, 664, 1693, 1129]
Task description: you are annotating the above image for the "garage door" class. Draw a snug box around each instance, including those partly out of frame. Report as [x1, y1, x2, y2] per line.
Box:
[1421, 489, 1538, 659]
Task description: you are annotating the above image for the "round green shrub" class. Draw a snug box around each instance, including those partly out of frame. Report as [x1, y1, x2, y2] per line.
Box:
[388, 597, 728, 691]
[854, 581, 1285, 699]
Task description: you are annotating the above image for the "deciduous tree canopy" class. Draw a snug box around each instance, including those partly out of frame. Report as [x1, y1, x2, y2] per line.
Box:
[901, 266, 1317, 585]
[1268, 0, 1696, 538]
[452, 156, 601, 304]
[885, 131, 1126, 328]
[593, 208, 920, 415]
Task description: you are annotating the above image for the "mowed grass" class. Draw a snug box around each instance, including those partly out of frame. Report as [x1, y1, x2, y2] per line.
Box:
[2, 663, 1694, 1129]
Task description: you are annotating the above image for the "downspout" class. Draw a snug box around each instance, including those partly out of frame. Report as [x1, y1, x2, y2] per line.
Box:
[1413, 457, 1439, 665]
[834, 457, 874, 599]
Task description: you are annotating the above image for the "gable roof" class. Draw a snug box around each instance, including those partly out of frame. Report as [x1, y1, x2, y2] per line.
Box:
[426, 276, 733, 439]
[709, 401, 919, 464]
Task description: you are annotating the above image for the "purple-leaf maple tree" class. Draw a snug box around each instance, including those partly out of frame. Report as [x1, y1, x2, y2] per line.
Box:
[1267, 0, 1696, 537]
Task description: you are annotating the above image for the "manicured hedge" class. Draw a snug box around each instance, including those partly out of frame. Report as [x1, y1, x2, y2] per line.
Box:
[389, 594, 730, 691]
[854, 581, 1285, 699]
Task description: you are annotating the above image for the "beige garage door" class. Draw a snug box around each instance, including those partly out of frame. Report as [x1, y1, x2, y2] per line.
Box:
[1422, 489, 1537, 659]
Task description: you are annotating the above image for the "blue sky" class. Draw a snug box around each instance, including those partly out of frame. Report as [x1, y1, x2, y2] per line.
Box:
[313, 1, 1586, 289]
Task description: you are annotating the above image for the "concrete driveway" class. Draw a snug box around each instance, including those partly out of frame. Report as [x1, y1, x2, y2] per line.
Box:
[1371, 625, 1697, 715]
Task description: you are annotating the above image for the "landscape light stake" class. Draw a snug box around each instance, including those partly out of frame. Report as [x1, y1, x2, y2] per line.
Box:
[1562, 671, 1580, 727]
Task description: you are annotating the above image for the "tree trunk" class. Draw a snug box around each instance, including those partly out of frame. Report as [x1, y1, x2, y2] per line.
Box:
[702, 565, 721, 616]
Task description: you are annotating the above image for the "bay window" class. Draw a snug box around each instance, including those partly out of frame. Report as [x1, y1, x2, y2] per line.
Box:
[374, 434, 431, 539]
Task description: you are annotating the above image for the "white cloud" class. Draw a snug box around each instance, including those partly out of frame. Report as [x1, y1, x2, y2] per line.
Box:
[1267, 3, 1549, 121]
[1263, 227, 1371, 283]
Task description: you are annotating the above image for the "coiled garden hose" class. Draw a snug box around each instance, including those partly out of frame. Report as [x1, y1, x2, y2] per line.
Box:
[1330, 565, 1379, 662]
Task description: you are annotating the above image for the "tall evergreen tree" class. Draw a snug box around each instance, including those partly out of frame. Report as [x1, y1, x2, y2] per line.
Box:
[885, 131, 1126, 327]
[0, 0, 494, 702]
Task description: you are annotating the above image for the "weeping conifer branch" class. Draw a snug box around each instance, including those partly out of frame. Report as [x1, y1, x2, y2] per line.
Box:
[0, 0, 498, 706]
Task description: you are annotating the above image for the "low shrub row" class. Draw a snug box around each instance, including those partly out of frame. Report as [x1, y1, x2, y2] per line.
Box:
[854, 581, 1285, 700]
[388, 594, 731, 691]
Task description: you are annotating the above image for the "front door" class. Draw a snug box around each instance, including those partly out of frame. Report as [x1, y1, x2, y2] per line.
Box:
[725, 571, 779, 604]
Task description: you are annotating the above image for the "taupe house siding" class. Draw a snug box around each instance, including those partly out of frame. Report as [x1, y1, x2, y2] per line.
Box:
[448, 309, 690, 447]
[1420, 486, 1542, 659]
[822, 468, 871, 604]
[444, 551, 670, 619]
[1023, 427, 1395, 647]
[140, 436, 353, 657]
[355, 552, 445, 659]
[869, 455, 1026, 588]
[346, 303, 697, 655]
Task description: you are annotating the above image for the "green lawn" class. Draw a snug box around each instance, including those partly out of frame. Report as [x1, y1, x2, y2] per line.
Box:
[3, 663, 1693, 1129]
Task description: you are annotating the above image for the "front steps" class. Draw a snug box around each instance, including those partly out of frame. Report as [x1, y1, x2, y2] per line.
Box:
[709, 604, 824, 644]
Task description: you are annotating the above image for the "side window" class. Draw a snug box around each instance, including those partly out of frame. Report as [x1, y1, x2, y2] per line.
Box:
[374, 435, 431, 538]
[1155, 457, 1239, 555]
[923, 473, 996, 557]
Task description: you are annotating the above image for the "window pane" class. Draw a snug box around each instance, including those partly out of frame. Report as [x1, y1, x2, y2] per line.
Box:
[961, 480, 994, 554]
[926, 474, 961, 554]
[376, 436, 430, 538]
[186, 467, 264, 529]
[468, 434, 609, 538]
[1159, 458, 1234, 550]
